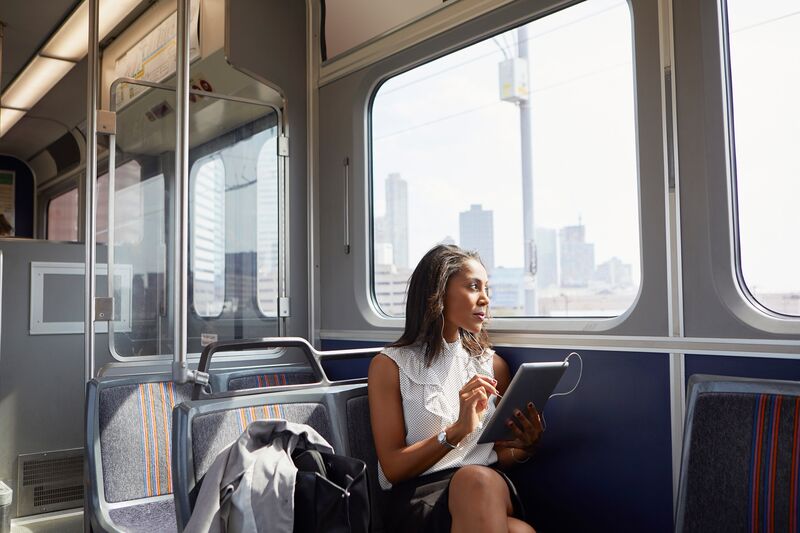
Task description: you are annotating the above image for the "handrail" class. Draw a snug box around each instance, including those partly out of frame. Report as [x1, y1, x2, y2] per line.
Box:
[191, 337, 382, 400]
[172, 0, 192, 384]
[84, 0, 99, 384]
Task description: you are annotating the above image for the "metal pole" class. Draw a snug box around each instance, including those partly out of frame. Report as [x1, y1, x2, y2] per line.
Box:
[518, 25, 537, 314]
[172, 0, 191, 383]
[83, 4, 98, 529]
[85, 0, 99, 384]
[107, 121, 116, 353]
[0, 22, 5, 127]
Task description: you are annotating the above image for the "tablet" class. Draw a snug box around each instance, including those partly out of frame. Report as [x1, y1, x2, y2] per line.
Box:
[477, 361, 569, 444]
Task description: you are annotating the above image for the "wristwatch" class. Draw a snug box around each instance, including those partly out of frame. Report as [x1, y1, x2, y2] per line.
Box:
[437, 430, 457, 450]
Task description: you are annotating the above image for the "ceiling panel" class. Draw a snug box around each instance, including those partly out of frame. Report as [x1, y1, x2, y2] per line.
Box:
[0, 1, 81, 93]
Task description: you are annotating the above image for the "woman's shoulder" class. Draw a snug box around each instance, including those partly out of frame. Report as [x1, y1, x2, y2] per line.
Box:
[381, 343, 424, 362]
[379, 343, 441, 386]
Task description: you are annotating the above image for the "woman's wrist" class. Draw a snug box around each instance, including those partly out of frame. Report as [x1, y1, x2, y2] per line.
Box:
[510, 447, 532, 464]
[445, 422, 469, 446]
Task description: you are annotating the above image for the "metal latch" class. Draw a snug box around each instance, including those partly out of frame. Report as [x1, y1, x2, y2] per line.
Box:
[94, 297, 113, 321]
[278, 297, 290, 317]
[97, 110, 117, 135]
[278, 135, 289, 157]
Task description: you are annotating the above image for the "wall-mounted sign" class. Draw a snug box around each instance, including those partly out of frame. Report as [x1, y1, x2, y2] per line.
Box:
[114, 0, 201, 109]
[0, 169, 15, 236]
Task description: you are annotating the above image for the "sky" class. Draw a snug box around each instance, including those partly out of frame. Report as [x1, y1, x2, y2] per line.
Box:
[371, 0, 800, 295]
[727, 0, 800, 293]
[372, 0, 641, 282]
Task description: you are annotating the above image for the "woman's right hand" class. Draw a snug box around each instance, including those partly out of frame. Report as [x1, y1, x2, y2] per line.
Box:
[454, 374, 499, 436]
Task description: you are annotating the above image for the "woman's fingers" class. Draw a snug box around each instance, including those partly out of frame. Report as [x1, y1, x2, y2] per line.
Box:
[527, 402, 543, 431]
[512, 408, 536, 434]
[505, 417, 526, 440]
[460, 375, 499, 397]
[464, 388, 488, 412]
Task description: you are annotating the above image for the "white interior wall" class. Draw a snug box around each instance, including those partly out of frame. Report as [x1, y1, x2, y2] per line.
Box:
[324, 0, 442, 59]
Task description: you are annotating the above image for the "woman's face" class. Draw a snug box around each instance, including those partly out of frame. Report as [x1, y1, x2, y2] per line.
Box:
[442, 258, 490, 341]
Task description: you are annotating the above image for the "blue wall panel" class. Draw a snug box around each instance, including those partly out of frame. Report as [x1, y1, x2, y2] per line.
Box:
[320, 339, 384, 380]
[320, 339, 674, 533]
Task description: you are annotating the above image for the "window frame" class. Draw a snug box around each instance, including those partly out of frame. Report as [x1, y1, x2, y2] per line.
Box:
[671, 0, 800, 336]
[254, 130, 281, 319]
[355, 0, 661, 334]
[720, 0, 800, 323]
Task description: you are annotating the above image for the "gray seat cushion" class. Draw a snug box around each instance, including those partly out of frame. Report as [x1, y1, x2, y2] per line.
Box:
[107, 498, 177, 533]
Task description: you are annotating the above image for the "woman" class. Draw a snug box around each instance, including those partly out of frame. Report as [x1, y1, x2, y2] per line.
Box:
[369, 244, 542, 533]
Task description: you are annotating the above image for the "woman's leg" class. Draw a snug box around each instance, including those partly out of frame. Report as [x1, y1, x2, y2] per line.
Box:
[448, 465, 514, 533]
[508, 516, 535, 533]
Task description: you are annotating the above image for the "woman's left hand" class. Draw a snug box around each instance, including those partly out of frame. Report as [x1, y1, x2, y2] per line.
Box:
[494, 402, 543, 452]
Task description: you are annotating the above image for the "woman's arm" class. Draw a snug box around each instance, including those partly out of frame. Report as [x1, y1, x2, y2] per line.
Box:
[368, 353, 487, 485]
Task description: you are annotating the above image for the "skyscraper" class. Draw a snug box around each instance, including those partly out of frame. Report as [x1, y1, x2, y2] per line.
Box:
[459, 204, 494, 270]
[385, 173, 409, 269]
[534, 227, 557, 288]
[559, 223, 594, 287]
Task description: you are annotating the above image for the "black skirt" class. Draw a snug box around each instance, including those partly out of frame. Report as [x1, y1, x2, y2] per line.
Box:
[385, 466, 526, 533]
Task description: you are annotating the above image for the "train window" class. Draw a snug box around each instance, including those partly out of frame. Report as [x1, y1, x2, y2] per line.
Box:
[191, 156, 226, 318]
[46, 187, 79, 242]
[370, 0, 639, 318]
[256, 134, 279, 317]
[97, 160, 146, 244]
[189, 122, 280, 321]
[725, 0, 800, 316]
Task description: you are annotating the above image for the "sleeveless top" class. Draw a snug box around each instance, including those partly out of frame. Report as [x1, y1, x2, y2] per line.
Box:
[377, 337, 498, 489]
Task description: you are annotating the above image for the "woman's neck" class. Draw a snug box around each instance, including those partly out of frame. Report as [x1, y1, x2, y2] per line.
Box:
[442, 324, 459, 343]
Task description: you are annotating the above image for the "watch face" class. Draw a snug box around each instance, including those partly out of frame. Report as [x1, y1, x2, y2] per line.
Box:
[439, 431, 454, 449]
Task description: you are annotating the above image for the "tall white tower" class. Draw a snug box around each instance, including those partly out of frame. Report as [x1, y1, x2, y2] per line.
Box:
[385, 173, 409, 269]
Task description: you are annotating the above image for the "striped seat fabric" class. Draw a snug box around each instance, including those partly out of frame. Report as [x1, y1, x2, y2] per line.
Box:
[682, 391, 800, 532]
[191, 402, 333, 480]
[226, 371, 317, 391]
[99, 381, 191, 502]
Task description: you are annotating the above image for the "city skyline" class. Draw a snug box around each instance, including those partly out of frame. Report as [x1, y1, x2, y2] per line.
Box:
[373, 172, 636, 316]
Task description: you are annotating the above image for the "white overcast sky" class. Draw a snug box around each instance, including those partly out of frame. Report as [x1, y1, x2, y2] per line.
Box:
[372, 0, 800, 293]
[728, 0, 800, 293]
[372, 0, 640, 280]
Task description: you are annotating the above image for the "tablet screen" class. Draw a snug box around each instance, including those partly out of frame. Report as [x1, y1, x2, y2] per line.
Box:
[477, 361, 568, 444]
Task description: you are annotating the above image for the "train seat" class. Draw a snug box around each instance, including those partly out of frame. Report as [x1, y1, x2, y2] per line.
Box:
[675, 374, 800, 532]
[85, 375, 190, 532]
[171, 382, 385, 531]
[85, 367, 318, 533]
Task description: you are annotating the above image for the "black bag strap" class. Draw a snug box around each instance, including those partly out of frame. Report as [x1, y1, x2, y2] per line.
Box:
[293, 449, 328, 478]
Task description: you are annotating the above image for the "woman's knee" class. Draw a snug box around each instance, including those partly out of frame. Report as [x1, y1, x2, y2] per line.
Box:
[508, 516, 535, 533]
[449, 465, 508, 506]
